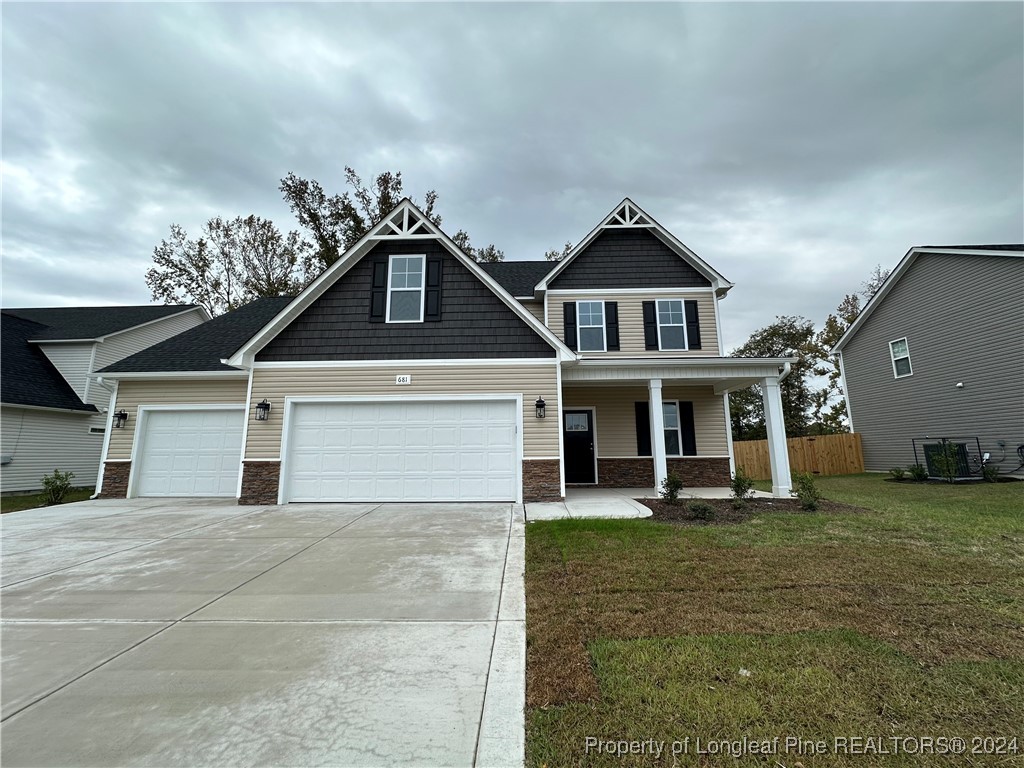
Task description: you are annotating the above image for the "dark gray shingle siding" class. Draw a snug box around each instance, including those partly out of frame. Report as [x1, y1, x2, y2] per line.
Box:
[257, 240, 555, 361]
[550, 229, 712, 289]
[842, 253, 1024, 473]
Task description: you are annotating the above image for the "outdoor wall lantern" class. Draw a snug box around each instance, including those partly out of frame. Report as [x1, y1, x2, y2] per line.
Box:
[113, 410, 129, 429]
[535, 396, 546, 419]
[254, 399, 272, 421]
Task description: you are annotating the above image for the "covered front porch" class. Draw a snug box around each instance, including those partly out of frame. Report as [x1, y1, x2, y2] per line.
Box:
[559, 357, 796, 498]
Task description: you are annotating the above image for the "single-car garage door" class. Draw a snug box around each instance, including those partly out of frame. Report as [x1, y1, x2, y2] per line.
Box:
[284, 400, 518, 502]
[134, 409, 244, 497]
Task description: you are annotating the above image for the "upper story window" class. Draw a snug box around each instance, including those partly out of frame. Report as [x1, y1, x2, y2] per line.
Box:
[387, 255, 425, 323]
[656, 299, 687, 350]
[890, 338, 912, 378]
[577, 301, 606, 352]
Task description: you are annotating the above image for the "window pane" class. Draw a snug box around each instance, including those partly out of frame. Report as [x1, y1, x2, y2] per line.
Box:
[658, 300, 684, 324]
[565, 413, 589, 431]
[664, 430, 681, 456]
[890, 339, 908, 357]
[662, 403, 679, 429]
[391, 257, 423, 289]
[389, 290, 421, 321]
[578, 301, 603, 326]
[660, 326, 686, 350]
[579, 327, 604, 351]
[894, 358, 912, 377]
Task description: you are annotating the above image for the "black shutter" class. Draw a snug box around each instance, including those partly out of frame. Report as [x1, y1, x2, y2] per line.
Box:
[684, 300, 702, 350]
[605, 302, 620, 351]
[369, 258, 388, 322]
[642, 301, 658, 350]
[680, 401, 697, 455]
[635, 401, 652, 456]
[563, 303, 578, 351]
[424, 256, 443, 321]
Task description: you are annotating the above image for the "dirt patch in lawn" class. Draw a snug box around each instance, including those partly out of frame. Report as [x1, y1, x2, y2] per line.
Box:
[637, 496, 867, 524]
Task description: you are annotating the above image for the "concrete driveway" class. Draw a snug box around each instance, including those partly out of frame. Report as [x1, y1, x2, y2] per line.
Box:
[1, 498, 525, 767]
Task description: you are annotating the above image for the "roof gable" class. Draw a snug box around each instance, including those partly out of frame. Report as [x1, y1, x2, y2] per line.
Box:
[833, 246, 1024, 354]
[1, 312, 96, 412]
[3, 305, 203, 341]
[227, 199, 574, 366]
[536, 198, 732, 296]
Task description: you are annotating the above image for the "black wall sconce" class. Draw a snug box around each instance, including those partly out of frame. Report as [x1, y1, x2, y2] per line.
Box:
[254, 399, 272, 421]
[535, 396, 546, 419]
[113, 410, 129, 429]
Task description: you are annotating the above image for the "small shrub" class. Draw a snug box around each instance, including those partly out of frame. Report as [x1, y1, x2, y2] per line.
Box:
[793, 472, 822, 511]
[730, 466, 756, 500]
[931, 443, 960, 484]
[888, 467, 906, 481]
[40, 469, 75, 506]
[731, 498, 749, 512]
[660, 471, 684, 505]
[687, 501, 715, 520]
[908, 464, 929, 482]
[982, 462, 1000, 483]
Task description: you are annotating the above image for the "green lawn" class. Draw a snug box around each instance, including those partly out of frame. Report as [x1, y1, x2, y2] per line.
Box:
[526, 475, 1024, 767]
[0, 487, 95, 514]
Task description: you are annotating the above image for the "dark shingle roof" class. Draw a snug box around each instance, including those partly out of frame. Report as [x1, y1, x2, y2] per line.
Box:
[3, 305, 199, 341]
[918, 244, 1024, 252]
[99, 297, 294, 373]
[1, 313, 96, 412]
[479, 261, 553, 297]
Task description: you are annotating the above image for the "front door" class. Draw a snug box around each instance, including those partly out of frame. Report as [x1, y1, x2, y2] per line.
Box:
[563, 410, 596, 484]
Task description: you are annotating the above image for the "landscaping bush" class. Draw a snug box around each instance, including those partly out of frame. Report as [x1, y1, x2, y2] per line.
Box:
[660, 471, 684, 505]
[793, 472, 822, 511]
[40, 469, 75, 506]
[931, 443, 961, 484]
[908, 464, 929, 482]
[888, 467, 906, 481]
[687, 500, 715, 520]
[730, 466, 756, 501]
[982, 462, 1000, 483]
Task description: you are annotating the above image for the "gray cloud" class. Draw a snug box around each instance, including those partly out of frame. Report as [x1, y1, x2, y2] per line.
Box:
[3, 2, 1021, 348]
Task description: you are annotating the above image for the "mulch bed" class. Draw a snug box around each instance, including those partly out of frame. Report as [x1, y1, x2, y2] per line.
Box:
[636, 496, 866, 525]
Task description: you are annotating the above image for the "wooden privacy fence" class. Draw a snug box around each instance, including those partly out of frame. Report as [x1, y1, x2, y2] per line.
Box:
[733, 432, 864, 479]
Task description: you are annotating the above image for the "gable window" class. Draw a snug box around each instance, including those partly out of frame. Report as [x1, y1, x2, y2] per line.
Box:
[577, 301, 606, 352]
[890, 338, 912, 378]
[386, 255, 425, 323]
[656, 299, 687, 350]
[663, 401, 683, 456]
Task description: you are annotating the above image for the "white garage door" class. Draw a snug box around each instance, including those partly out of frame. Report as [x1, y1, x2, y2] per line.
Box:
[134, 409, 244, 497]
[285, 400, 518, 502]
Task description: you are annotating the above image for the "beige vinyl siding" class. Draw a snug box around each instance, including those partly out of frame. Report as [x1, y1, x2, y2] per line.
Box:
[107, 379, 248, 461]
[548, 292, 720, 356]
[38, 343, 95, 400]
[563, 384, 729, 457]
[520, 301, 545, 324]
[1, 406, 101, 493]
[93, 310, 206, 380]
[247, 364, 560, 460]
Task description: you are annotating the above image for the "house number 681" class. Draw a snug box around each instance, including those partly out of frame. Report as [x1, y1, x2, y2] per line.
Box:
[395, 375, 412, 385]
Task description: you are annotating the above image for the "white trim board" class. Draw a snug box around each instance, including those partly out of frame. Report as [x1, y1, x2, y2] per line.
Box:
[251, 358, 560, 369]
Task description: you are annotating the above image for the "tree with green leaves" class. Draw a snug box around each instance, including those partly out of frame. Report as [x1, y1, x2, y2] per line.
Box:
[145, 216, 312, 316]
[545, 241, 573, 261]
[729, 315, 817, 441]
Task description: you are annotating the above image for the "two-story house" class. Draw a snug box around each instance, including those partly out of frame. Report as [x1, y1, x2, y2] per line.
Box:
[92, 199, 795, 504]
[1, 305, 209, 494]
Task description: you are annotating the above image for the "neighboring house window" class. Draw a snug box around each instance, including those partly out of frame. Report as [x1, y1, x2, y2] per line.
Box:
[890, 338, 913, 378]
[577, 301, 606, 352]
[387, 255, 425, 322]
[656, 299, 687, 350]
[663, 401, 682, 456]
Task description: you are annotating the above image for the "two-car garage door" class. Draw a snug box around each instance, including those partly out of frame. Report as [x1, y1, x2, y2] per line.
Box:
[284, 400, 518, 502]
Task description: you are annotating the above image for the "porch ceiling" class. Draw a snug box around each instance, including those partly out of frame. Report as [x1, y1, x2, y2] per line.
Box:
[561, 357, 793, 393]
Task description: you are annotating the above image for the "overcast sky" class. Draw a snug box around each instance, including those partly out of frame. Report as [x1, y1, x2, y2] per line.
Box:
[2, 2, 1021, 349]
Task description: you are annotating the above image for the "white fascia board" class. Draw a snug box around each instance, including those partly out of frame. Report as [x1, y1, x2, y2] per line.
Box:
[570, 356, 795, 368]
[831, 247, 1022, 354]
[534, 197, 733, 296]
[0, 402, 96, 415]
[88, 370, 248, 380]
[225, 198, 576, 366]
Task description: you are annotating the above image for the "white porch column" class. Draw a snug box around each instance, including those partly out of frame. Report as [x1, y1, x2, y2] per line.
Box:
[761, 377, 792, 497]
[649, 378, 668, 490]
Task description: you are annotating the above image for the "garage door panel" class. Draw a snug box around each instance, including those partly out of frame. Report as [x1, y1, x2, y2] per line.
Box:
[135, 409, 243, 498]
[285, 400, 518, 502]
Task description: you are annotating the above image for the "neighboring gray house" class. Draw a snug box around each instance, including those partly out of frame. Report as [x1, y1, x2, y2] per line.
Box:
[1, 305, 209, 493]
[834, 245, 1024, 475]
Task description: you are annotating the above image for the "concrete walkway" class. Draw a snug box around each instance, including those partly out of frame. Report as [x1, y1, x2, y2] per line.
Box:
[525, 486, 772, 521]
[1, 498, 525, 767]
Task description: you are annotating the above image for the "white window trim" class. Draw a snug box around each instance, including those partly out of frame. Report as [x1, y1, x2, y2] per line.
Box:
[385, 254, 426, 324]
[889, 337, 913, 379]
[656, 299, 688, 351]
[663, 400, 683, 457]
[576, 300, 607, 353]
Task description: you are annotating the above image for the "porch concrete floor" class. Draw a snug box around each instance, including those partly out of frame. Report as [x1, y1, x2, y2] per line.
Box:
[525, 487, 771, 521]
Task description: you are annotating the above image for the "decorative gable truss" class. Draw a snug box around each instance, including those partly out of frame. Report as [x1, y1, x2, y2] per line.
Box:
[605, 200, 652, 227]
[375, 205, 435, 238]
